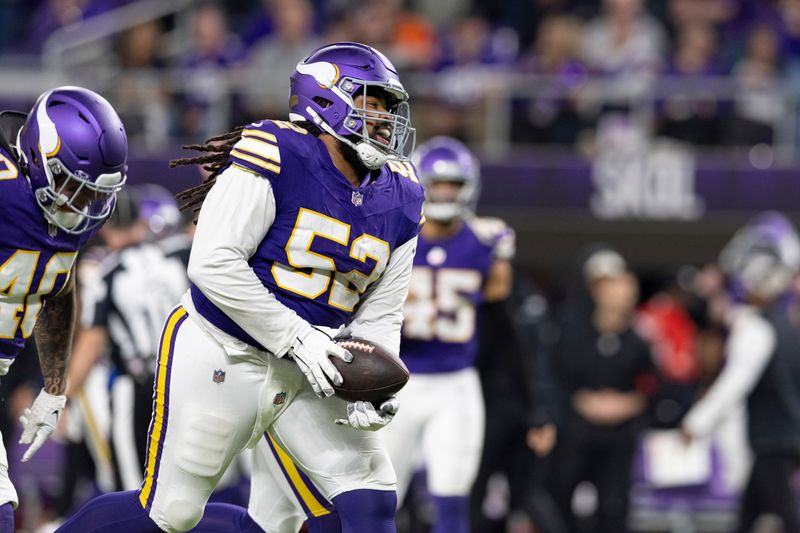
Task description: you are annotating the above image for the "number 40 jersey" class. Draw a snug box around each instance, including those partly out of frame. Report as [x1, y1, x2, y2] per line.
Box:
[0, 116, 96, 362]
[400, 217, 515, 373]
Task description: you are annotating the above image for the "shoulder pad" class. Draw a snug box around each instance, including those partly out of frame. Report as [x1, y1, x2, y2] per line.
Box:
[385, 159, 422, 187]
[386, 159, 425, 209]
[229, 120, 313, 178]
[466, 216, 516, 260]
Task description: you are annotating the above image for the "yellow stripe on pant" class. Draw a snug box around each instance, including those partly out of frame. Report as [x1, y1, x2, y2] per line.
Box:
[268, 433, 331, 517]
[139, 307, 187, 509]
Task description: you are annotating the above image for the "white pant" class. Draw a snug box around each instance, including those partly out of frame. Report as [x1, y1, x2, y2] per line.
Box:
[0, 433, 16, 509]
[380, 367, 485, 499]
[140, 306, 303, 532]
[247, 388, 396, 532]
[142, 305, 395, 533]
[244, 368, 485, 530]
[247, 434, 331, 533]
[0, 358, 17, 508]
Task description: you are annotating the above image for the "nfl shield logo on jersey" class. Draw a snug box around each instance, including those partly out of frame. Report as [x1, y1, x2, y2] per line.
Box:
[351, 191, 363, 207]
[273, 392, 287, 405]
[212, 369, 226, 384]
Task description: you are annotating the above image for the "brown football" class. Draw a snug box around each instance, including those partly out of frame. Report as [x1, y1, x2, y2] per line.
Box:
[331, 338, 409, 403]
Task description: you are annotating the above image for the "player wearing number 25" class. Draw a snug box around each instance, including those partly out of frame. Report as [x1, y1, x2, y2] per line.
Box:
[58, 42, 424, 533]
[0, 87, 126, 530]
[380, 137, 515, 533]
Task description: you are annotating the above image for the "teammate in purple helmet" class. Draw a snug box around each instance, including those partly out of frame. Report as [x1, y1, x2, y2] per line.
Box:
[0, 86, 127, 531]
[59, 42, 423, 533]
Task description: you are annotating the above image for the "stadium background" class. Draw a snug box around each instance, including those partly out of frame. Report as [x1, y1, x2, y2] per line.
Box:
[1, 0, 799, 532]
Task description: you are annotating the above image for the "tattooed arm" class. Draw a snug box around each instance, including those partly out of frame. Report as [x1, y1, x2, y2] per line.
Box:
[33, 265, 77, 395]
[19, 265, 74, 461]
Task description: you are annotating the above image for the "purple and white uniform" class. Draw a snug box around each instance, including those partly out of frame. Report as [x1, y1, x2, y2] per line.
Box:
[190, 119, 423, 347]
[401, 217, 515, 373]
[0, 87, 127, 512]
[0, 142, 94, 362]
[381, 216, 515, 501]
[0, 142, 96, 507]
[139, 119, 424, 533]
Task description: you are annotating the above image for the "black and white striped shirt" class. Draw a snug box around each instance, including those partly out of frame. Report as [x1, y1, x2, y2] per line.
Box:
[80, 240, 189, 381]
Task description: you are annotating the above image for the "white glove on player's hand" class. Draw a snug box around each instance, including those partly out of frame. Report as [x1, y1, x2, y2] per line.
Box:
[290, 326, 352, 398]
[19, 389, 66, 462]
[335, 396, 399, 431]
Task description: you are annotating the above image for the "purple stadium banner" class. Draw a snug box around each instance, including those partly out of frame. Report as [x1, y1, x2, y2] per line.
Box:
[127, 149, 800, 218]
[477, 147, 800, 217]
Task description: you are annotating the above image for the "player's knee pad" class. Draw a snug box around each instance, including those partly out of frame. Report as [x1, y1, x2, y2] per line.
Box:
[160, 498, 205, 532]
[174, 409, 237, 478]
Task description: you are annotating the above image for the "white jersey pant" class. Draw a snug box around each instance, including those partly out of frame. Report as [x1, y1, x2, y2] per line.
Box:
[140, 305, 396, 533]
[0, 432, 16, 509]
[138, 306, 304, 532]
[0, 358, 16, 508]
[248, 434, 331, 533]
[380, 367, 485, 500]
[247, 386, 397, 532]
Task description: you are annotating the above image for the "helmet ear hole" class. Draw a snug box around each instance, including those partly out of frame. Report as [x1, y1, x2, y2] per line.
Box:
[313, 97, 333, 109]
[29, 149, 38, 166]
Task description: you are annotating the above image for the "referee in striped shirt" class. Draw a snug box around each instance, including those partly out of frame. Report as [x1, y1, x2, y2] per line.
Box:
[67, 187, 189, 490]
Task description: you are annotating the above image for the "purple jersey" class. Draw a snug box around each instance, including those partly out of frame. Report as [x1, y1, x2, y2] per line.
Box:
[401, 217, 515, 373]
[191, 120, 425, 351]
[0, 144, 97, 359]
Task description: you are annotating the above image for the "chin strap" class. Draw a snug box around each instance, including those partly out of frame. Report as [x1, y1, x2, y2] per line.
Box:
[14, 128, 32, 184]
[303, 107, 392, 170]
[355, 142, 387, 170]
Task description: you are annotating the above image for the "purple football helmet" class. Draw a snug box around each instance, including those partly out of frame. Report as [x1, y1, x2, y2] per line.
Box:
[16, 86, 127, 234]
[719, 211, 800, 299]
[289, 41, 414, 169]
[412, 136, 480, 222]
[138, 184, 181, 238]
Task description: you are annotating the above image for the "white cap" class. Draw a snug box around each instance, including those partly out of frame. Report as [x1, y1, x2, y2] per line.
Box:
[584, 249, 627, 281]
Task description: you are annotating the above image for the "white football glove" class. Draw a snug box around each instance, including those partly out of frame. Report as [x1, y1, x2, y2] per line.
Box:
[290, 326, 352, 398]
[335, 396, 399, 431]
[19, 389, 66, 462]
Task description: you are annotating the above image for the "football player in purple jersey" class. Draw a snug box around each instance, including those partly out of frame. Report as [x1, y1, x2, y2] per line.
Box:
[380, 137, 518, 533]
[293, 138, 524, 533]
[58, 42, 424, 533]
[0, 86, 127, 531]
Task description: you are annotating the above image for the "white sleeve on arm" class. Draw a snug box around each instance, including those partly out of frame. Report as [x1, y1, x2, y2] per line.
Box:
[341, 236, 417, 356]
[187, 165, 309, 356]
[683, 308, 776, 438]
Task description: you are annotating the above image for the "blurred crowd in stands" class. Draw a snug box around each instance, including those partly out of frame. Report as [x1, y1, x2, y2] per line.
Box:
[3, 0, 800, 150]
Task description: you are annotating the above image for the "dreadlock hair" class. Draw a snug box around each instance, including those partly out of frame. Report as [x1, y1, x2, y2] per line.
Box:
[171, 125, 245, 220]
[172, 121, 326, 220]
